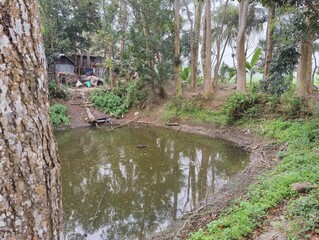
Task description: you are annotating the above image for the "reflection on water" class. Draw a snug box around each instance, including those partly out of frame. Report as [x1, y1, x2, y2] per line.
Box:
[55, 126, 249, 240]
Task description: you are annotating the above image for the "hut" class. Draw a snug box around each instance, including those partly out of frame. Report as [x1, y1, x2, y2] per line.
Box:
[48, 54, 75, 79]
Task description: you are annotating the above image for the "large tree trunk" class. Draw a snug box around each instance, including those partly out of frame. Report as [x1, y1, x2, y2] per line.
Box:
[263, 5, 276, 80]
[204, 0, 213, 97]
[236, 0, 249, 92]
[190, 0, 203, 92]
[296, 36, 314, 96]
[0, 1, 63, 239]
[174, 0, 182, 96]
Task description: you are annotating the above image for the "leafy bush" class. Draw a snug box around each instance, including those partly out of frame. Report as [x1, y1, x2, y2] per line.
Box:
[91, 81, 148, 117]
[260, 46, 299, 96]
[91, 90, 127, 117]
[48, 80, 69, 100]
[224, 89, 310, 124]
[223, 92, 264, 124]
[50, 104, 70, 127]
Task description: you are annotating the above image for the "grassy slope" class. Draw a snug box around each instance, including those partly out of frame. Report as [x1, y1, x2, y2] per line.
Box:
[163, 97, 319, 240]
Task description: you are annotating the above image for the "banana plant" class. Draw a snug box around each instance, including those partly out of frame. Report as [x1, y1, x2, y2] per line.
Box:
[246, 48, 262, 87]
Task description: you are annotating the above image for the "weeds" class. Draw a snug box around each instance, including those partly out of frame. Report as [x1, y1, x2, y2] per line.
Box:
[50, 104, 70, 127]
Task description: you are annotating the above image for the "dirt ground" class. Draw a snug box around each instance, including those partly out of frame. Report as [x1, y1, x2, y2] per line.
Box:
[53, 85, 287, 239]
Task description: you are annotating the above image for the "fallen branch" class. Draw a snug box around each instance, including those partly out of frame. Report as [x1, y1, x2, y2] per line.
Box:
[113, 116, 141, 129]
[173, 203, 212, 240]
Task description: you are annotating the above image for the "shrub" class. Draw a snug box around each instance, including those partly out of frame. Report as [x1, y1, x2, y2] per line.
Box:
[48, 80, 69, 100]
[91, 90, 127, 117]
[223, 92, 262, 124]
[280, 90, 303, 117]
[50, 104, 70, 127]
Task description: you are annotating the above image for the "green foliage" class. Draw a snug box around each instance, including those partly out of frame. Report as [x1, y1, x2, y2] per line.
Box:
[279, 90, 304, 117]
[91, 89, 127, 117]
[91, 81, 148, 117]
[220, 63, 236, 83]
[48, 80, 69, 100]
[163, 97, 227, 125]
[167, 96, 203, 114]
[50, 104, 70, 127]
[223, 88, 311, 124]
[286, 189, 319, 237]
[180, 66, 191, 83]
[260, 46, 299, 96]
[246, 48, 262, 72]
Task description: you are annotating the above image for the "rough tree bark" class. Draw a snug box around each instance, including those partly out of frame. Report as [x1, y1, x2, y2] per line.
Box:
[236, 0, 249, 92]
[263, 5, 276, 80]
[174, 0, 182, 96]
[0, 0, 63, 239]
[190, 0, 203, 92]
[203, 0, 213, 97]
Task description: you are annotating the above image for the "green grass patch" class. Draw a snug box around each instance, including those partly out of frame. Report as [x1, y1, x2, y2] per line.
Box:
[163, 96, 227, 126]
[188, 117, 319, 240]
[50, 103, 70, 127]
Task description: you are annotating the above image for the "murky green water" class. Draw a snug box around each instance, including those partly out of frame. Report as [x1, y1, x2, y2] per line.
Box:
[55, 126, 249, 240]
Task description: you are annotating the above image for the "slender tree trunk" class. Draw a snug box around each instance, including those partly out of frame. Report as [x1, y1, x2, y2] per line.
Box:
[140, 9, 154, 69]
[79, 51, 83, 75]
[307, 36, 314, 93]
[191, 0, 203, 92]
[296, 36, 314, 96]
[184, 0, 194, 67]
[87, 48, 91, 69]
[212, 0, 229, 86]
[108, 47, 116, 89]
[120, 0, 127, 55]
[236, 0, 249, 92]
[0, 1, 63, 239]
[312, 51, 317, 85]
[213, 34, 230, 85]
[201, 10, 207, 82]
[263, 5, 276, 80]
[204, 0, 213, 97]
[174, 0, 182, 96]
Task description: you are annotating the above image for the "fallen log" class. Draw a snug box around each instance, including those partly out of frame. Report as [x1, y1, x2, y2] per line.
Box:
[85, 108, 97, 125]
[165, 122, 179, 127]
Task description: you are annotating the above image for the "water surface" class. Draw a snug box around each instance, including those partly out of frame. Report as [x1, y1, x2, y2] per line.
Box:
[55, 126, 249, 240]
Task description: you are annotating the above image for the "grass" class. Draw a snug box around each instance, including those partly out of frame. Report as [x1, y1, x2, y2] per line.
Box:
[162, 97, 227, 126]
[164, 95, 319, 240]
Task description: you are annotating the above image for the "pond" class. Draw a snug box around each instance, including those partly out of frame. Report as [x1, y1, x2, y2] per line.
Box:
[55, 126, 249, 240]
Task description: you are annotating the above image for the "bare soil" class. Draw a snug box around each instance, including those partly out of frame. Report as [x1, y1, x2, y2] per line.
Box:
[52, 85, 287, 239]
